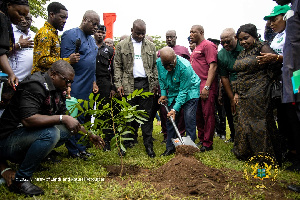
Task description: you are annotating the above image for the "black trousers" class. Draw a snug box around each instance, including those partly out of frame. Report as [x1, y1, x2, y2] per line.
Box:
[96, 77, 116, 143]
[223, 91, 235, 140]
[215, 95, 226, 137]
[125, 77, 154, 149]
[277, 102, 300, 153]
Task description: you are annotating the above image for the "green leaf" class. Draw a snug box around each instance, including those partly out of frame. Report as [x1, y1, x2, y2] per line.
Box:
[132, 89, 138, 98]
[89, 93, 95, 109]
[135, 119, 144, 124]
[121, 138, 134, 141]
[120, 144, 126, 152]
[136, 88, 143, 95]
[83, 100, 88, 110]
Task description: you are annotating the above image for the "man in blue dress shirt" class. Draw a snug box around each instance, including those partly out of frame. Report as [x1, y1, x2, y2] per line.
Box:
[60, 10, 100, 159]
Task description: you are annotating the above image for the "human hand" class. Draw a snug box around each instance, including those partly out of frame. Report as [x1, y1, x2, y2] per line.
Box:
[69, 53, 80, 64]
[234, 93, 239, 105]
[93, 82, 98, 93]
[7, 73, 18, 90]
[1, 168, 15, 186]
[66, 87, 71, 99]
[167, 109, 176, 121]
[230, 97, 236, 114]
[109, 90, 116, 98]
[152, 86, 158, 95]
[257, 53, 277, 65]
[88, 134, 105, 149]
[200, 88, 209, 101]
[18, 35, 34, 48]
[62, 115, 81, 134]
[117, 86, 124, 97]
[158, 96, 168, 105]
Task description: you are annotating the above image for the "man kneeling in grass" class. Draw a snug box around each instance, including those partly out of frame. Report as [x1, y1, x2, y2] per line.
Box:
[0, 60, 104, 196]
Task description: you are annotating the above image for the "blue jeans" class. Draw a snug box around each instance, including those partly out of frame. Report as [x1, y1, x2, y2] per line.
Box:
[166, 98, 198, 149]
[65, 114, 87, 155]
[0, 125, 71, 181]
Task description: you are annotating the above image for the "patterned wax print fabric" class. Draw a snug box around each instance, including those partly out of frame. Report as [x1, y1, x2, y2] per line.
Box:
[32, 22, 70, 73]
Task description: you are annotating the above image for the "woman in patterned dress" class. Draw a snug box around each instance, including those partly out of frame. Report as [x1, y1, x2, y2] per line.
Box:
[231, 23, 282, 162]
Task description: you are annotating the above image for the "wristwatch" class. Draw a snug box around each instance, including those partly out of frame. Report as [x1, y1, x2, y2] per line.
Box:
[204, 86, 210, 91]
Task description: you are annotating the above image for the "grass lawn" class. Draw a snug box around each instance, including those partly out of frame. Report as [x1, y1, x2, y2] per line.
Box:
[1, 120, 300, 199]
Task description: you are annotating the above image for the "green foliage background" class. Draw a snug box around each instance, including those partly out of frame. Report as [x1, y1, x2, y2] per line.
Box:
[29, 0, 49, 32]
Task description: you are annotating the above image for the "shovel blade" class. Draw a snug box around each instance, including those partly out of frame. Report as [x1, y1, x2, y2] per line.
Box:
[171, 135, 199, 149]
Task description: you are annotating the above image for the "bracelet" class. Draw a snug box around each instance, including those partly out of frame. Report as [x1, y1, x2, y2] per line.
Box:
[171, 108, 176, 113]
[1, 168, 12, 176]
[17, 42, 21, 49]
[275, 55, 279, 62]
[59, 115, 63, 124]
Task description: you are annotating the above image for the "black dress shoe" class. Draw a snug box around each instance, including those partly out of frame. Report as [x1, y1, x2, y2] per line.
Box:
[118, 149, 126, 157]
[36, 164, 50, 172]
[125, 142, 135, 148]
[80, 151, 95, 157]
[288, 185, 300, 193]
[9, 180, 44, 196]
[42, 150, 61, 163]
[146, 148, 156, 158]
[160, 148, 175, 156]
[200, 146, 213, 152]
[196, 141, 203, 147]
[68, 152, 88, 161]
[103, 142, 111, 151]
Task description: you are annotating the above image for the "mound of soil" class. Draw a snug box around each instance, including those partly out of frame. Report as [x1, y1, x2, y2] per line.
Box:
[105, 146, 293, 199]
[175, 145, 200, 157]
[140, 154, 291, 199]
[105, 165, 142, 177]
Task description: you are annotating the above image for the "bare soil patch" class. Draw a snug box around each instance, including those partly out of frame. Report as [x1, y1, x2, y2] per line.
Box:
[105, 145, 293, 199]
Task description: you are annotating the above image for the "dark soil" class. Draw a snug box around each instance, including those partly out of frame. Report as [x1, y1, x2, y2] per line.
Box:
[105, 145, 294, 199]
[105, 164, 142, 177]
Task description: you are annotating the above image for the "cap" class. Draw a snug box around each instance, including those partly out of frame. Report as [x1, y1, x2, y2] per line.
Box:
[97, 25, 106, 32]
[264, 5, 291, 20]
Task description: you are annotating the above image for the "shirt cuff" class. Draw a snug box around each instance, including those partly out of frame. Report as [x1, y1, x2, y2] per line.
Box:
[161, 90, 167, 96]
[173, 103, 181, 112]
[63, 57, 71, 63]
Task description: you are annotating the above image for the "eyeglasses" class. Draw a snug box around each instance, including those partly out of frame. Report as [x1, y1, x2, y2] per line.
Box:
[56, 71, 74, 84]
[163, 63, 175, 67]
[85, 18, 99, 27]
[220, 40, 231, 46]
[162, 58, 176, 70]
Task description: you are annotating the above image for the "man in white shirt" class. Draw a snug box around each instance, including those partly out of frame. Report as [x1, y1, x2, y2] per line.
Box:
[9, 13, 34, 82]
